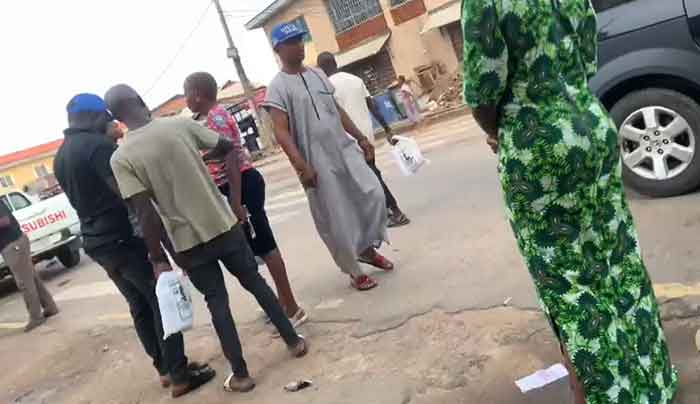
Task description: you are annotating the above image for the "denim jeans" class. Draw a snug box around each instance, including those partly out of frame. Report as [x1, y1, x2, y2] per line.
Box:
[89, 237, 188, 384]
[186, 225, 300, 377]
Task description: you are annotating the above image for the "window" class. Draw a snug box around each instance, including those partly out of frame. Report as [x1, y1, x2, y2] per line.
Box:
[8, 193, 30, 210]
[390, 0, 410, 7]
[325, 0, 383, 33]
[289, 16, 312, 42]
[34, 164, 49, 178]
[0, 175, 14, 188]
[591, 0, 634, 12]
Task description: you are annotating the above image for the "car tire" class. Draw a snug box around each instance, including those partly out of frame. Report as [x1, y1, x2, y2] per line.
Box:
[58, 246, 81, 269]
[609, 88, 700, 197]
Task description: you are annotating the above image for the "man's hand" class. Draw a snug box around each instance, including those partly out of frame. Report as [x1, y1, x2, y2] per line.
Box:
[298, 164, 318, 189]
[358, 137, 375, 161]
[153, 260, 173, 280]
[232, 203, 249, 224]
[486, 135, 499, 154]
[385, 128, 398, 146]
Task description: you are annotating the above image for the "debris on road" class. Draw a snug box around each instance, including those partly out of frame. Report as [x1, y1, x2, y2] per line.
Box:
[515, 363, 568, 393]
[429, 71, 464, 109]
[284, 380, 313, 392]
[101, 345, 109, 353]
[503, 297, 513, 306]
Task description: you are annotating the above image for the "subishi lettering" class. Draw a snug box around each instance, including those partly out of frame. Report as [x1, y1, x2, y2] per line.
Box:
[21, 211, 68, 233]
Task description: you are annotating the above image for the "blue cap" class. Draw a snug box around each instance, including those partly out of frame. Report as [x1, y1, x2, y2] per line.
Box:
[270, 22, 307, 49]
[67, 93, 108, 114]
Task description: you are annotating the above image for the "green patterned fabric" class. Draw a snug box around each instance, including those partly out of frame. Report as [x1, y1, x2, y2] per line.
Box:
[461, 0, 678, 402]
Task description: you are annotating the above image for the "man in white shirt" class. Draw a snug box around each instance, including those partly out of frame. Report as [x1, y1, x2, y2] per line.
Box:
[318, 52, 410, 228]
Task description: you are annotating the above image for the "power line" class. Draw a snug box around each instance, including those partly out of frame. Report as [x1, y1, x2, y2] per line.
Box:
[144, 1, 213, 97]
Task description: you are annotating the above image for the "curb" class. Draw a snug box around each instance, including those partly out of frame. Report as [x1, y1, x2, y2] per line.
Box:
[253, 106, 472, 167]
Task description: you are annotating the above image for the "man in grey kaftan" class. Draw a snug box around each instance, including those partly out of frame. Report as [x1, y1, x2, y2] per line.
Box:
[264, 67, 388, 278]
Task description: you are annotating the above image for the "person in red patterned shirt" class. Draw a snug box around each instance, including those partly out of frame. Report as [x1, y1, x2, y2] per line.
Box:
[184, 72, 306, 329]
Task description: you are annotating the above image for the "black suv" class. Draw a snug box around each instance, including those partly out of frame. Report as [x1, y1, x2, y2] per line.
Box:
[590, 0, 700, 197]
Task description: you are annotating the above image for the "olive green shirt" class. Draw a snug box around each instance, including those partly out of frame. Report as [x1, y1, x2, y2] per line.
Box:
[111, 117, 236, 253]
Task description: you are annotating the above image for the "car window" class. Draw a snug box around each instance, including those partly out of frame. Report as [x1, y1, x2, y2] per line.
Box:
[8, 193, 31, 210]
[0, 196, 10, 212]
[591, 0, 634, 12]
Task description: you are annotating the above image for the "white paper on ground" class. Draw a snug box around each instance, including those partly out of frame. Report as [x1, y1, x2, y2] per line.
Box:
[515, 363, 569, 393]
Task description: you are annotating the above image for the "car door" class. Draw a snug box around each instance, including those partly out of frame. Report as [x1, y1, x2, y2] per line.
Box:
[686, 0, 700, 45]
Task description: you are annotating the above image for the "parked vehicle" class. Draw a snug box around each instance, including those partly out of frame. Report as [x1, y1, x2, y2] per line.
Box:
[590, 0, 700, 197]
[0, 191, 82, 279]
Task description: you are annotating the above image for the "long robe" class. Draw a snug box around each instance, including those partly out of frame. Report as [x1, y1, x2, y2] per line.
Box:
[461, 0, 677, 402]
[264, 67, 388, 277]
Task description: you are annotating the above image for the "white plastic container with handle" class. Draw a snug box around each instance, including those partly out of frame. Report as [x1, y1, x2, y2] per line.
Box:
[155, 270, 194, 339]
[390, 135, 429, 176]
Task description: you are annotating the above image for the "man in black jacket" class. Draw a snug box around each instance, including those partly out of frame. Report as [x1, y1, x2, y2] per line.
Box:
[54, 94, 213, 398]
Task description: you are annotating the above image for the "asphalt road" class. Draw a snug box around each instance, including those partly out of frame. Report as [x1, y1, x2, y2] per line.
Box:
[3, 113, 700, 403]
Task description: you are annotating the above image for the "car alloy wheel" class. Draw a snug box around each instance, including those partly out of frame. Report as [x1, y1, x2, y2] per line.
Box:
[619, 106, 695, 181]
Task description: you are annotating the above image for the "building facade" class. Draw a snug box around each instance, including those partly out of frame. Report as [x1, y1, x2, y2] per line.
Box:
[0, 139, 63, 194]
[246, 0, 462, 95]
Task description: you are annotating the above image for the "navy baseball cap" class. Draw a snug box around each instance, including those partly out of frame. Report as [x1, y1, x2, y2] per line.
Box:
[67, 93, 109, 114]
[270, 22, 307, 49]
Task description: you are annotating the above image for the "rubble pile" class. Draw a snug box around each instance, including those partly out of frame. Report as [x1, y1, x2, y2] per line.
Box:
[434, 71, 464, 108]
[426, 70, 465, 111]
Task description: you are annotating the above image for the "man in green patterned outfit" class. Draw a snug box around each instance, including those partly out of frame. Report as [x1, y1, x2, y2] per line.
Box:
[461, 0, 678, 403]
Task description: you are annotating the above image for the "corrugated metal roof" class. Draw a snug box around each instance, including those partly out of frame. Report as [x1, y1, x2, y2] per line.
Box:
[421, 0, 461, 34]
[336, 33, 391, 68]
[245, 0, 297, 30]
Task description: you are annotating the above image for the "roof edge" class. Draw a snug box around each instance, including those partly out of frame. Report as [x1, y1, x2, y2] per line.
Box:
[245, 0, 296, 30]
[150, 94, 184, 114]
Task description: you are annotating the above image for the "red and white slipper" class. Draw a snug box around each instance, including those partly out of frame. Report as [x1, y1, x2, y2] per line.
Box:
[359, 254, 395, 271]
[350, 275, 378, 291]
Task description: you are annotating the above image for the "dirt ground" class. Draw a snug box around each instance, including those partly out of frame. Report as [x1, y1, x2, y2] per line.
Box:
[5, 114, 700, 403]
[3, 303, 700, 404]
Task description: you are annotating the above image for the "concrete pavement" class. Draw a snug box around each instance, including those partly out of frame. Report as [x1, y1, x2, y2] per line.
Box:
[2, 114, 700, 403]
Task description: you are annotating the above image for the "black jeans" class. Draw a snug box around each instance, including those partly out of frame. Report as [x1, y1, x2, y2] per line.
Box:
[186, 225, 300, 378]
[219, 169, 278, 257]
[88, 237, 188, 384]
[368, 159, 399, 212]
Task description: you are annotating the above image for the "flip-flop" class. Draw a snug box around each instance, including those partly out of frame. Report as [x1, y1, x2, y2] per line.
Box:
[350, 275, 378, 291]
[388, 213, 411, 228]
[289, 335, 309, 358]
[271, 308, 309, 339]
[359, 254, 395, 271]
[223, 373, 256, 393]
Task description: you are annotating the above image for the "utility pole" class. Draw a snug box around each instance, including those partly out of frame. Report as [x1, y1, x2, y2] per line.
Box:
[212, 0, 274, 149]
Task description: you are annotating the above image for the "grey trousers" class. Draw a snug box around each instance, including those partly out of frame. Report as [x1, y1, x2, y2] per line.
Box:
[1, 234, 57, 321]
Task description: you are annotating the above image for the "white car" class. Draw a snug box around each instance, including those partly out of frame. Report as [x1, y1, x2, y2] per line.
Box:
[0, 191, 82, 279]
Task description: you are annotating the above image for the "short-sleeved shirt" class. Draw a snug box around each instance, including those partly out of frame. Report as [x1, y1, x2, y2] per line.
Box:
[194, 104, 253, 186]
[329, 72, 375, 142]
[54, 130, 134, 252]
[110, 117, 236, 253]
[0, 200, 22, 251]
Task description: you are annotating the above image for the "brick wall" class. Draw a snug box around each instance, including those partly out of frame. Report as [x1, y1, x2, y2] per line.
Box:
[390, 0, 427, 25]
[336, 14, 390, 51]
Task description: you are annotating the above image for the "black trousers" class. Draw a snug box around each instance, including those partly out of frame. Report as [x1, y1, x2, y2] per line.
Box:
[184, 225, 299, 378]
[367, 159, 399, 212]
[219, 168, 278, 257]
[88, 237, 188, 384]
